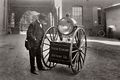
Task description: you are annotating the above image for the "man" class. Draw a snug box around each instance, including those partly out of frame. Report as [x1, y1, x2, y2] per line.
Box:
[26, 14, 45, 74]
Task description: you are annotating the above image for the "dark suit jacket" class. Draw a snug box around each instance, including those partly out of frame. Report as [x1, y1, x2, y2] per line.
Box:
[27, 20, 44, 49]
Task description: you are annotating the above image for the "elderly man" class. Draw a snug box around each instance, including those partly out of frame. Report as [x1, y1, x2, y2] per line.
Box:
[26, 13, 45, 74]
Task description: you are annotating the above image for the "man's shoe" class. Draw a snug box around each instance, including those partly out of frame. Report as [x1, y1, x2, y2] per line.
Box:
[38, 68, 47, 71]
[31, 71, 38, 75]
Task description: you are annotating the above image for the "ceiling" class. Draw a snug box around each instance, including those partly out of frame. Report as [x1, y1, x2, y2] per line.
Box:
[66, 0, 120, 8]
[9, 0, 120, 8]
[86, 0, 120, 7]
[10, 0, 53, 7]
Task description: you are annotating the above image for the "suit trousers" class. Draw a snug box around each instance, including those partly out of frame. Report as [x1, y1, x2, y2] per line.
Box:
[29, 47, 43, 71]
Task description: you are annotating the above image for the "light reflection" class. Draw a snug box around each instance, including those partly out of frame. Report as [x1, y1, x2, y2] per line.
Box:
[87, 39, 120, 46]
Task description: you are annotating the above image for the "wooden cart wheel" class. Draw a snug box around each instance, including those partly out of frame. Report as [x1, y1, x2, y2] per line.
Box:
[70, 28, 87, 74]
[41, 26, 59, 68]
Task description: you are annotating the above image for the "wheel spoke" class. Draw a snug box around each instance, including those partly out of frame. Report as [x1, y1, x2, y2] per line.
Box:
[46, 59, 49, 64]
[74, 60, 77, 70]
[72, 52, 78, 62]
[54, 32, 58, 41]
[75, 35, 78, 42]
[81, 50, 86, 56]
[43, 48, 50, 52]
[80, 36, 85, 44]
[43, 43, 50, 46]
[52, 29, 56, 40]
[72, 49, 78, 53]
[78, 56, 80, 70]
[53, 33, 57, 41]
[72, 52, 79, 70]
[43, 52, 49, 59]
[49, 30, 53, 41]
[79, 52, 84, 63]
[48, 30, 51, 38]
[79, 56, 82, 68]
[74, 43, 79, 49]
[80, 42, 85, 48]
[45, 35, 51, 42]
[75, 55, 79, 70]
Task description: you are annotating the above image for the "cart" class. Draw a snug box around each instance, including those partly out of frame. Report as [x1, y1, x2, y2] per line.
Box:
[41, 17, 87, 74]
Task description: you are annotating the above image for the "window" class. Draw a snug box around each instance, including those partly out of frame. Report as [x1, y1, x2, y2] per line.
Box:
[72, 6, 82, 25]
[98, 9, 102, 25]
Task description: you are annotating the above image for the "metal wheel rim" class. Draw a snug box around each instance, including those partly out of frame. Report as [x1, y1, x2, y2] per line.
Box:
[41, 26, 59, 68]
[70, 28, 87, 74]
